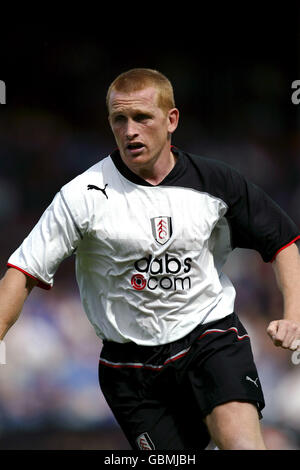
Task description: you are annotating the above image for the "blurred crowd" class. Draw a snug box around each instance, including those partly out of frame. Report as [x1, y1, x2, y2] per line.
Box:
[0, 37, 300, 449]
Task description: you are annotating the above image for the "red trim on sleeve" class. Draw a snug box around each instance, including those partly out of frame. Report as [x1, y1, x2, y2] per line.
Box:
[270, 235, 300, 262]
[6, 263, 52, 290]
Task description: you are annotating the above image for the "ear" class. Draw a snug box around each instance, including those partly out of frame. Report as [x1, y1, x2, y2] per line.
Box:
[167, 108, 179, 134]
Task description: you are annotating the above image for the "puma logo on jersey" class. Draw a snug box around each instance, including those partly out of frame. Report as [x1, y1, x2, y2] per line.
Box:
[87, 184, 108, 199]
[246, 375, 259, 387]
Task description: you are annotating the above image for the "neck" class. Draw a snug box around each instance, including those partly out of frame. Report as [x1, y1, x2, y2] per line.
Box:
[130, 148, 177, 186]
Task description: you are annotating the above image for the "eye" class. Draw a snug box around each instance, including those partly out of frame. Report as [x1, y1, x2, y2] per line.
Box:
[135, 113, 151, 122]
[113, 115, 126, 123]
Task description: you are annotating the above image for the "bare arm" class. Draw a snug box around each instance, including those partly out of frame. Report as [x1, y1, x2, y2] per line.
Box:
[0, 268, 37, 340]
[267, 242, 300, 350]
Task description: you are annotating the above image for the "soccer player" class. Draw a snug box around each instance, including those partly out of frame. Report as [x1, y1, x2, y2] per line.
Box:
[1, 68, 300, 450]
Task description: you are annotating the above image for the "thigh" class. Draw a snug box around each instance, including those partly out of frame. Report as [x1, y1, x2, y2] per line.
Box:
[187, 314, 265, 420]
[204, 400, 266, 450]
[98, 360, 210, 450]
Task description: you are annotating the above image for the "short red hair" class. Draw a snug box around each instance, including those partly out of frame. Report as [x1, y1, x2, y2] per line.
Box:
[106, 68, 175, 114]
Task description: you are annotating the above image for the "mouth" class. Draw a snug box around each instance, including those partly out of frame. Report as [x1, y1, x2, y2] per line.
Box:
[126, 142, 145, 155]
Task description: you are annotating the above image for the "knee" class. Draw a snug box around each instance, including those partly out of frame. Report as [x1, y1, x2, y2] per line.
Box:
[218, 436, 266, 450]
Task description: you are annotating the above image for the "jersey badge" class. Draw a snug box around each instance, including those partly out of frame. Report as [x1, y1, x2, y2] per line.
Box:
[151, 216, 172, 245]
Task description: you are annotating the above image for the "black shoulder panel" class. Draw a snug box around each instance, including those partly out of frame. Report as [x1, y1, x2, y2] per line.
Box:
[177, 150, 300, 262]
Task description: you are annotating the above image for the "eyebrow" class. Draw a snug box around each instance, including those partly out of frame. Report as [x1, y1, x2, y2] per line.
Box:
[110, 109, 153, 119]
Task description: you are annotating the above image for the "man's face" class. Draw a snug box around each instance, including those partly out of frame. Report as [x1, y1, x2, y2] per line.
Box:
[108, 86, 178, 171]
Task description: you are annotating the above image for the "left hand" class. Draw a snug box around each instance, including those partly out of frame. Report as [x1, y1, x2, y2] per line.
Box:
[267, 319, 300, 350]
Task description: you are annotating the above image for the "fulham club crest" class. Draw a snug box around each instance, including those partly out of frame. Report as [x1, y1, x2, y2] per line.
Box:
[136, 432, 155, 450]
[151, 216, 172, 245]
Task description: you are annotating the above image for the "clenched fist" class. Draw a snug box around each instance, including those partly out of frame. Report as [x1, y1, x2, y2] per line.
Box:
[267, 319, 300, 350]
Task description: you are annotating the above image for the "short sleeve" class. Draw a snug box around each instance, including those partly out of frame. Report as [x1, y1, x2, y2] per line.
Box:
[225, 168, 300, 262]
[7, 190, 84, 289]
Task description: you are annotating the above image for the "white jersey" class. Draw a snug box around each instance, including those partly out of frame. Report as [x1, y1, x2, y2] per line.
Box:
[7, 147, 300, 346]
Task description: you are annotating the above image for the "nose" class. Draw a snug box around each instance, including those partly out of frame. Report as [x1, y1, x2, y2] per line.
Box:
[126, 119, 139, 140]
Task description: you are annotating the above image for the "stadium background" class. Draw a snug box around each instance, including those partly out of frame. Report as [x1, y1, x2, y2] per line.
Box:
[0, 17, 300, 449]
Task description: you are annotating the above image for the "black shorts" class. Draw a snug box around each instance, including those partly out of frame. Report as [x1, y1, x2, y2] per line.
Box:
[98, 312, 265, 450]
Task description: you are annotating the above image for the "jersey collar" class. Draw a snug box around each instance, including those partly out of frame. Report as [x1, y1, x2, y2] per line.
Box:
[110, 146, 186, 187]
